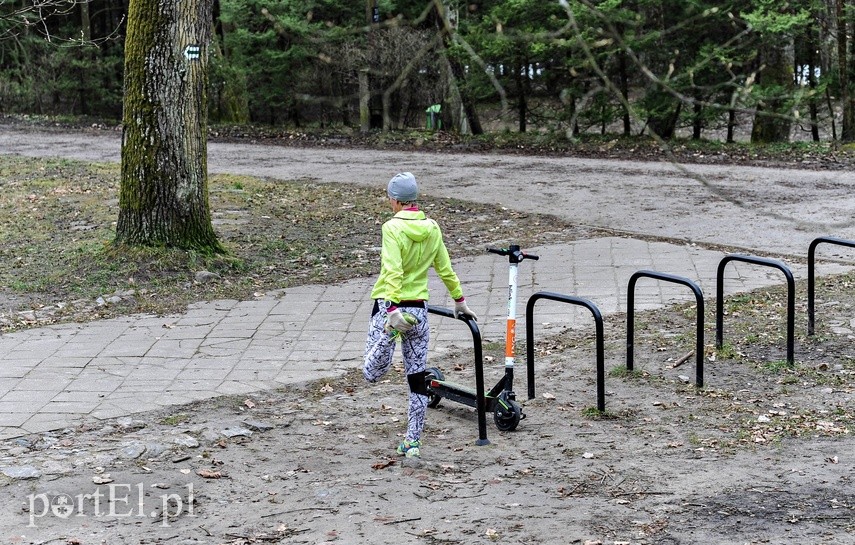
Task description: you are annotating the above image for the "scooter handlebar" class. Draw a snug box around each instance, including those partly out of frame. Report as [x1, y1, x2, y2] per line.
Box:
[486, 246, 539, 262]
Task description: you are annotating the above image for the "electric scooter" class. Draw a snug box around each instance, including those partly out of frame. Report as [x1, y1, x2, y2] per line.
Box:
[425, 245, 539, 431]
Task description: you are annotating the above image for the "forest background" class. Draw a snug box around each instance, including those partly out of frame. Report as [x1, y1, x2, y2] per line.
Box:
[5, 0, 855, 145]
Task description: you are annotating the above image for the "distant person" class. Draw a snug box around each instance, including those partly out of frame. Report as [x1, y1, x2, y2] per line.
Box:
[363, 172, 477, 458]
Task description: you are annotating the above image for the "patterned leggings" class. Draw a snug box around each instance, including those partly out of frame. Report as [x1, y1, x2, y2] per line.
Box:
[363, 305, 430, 442]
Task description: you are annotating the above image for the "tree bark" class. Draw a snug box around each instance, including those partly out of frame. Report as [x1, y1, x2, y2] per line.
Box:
[117, 0, 222, 252]
[751, 38, 794, 143]
[692, 97, 703, 140]
[839, 0, 855, 140]
[359, 68, 371, 133]
[617, 47, 631, 136]
[807, 25, 820, 142]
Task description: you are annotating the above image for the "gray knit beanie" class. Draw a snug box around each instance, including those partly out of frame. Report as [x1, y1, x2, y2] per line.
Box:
[387, 172, 419, 202]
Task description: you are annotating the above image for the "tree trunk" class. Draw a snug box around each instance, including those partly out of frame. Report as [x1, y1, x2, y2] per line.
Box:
[515, 53, 527, 133]
[751, 38, 794, 143]
[727, 107, 736, 143]
[807, 25, 820, 142]
[692, 98, 703, 140]
[359, 68, 370, 133]
[840, 0, 855, 140]
[618, 48, 631, 136]
[78, 1, 93, 116]
[117, 0, 222, 252]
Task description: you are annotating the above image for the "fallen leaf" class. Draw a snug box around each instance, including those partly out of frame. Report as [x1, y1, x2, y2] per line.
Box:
[244, 399, 256, 409]
[92, 474, 113, 484]
[197, 469, 223, 479]
[319, 383, 334, 394]
[371, 459, 396, 470]
[542, 392, 556, 400]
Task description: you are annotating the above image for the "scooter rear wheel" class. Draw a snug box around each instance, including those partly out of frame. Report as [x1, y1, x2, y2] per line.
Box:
[425, 367, 444, 408]
[493, 397, 522, 431]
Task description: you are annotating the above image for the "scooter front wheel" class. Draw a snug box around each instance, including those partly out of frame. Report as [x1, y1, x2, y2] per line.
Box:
[424, 367, 445, 408]
[493, 396, 522, 431]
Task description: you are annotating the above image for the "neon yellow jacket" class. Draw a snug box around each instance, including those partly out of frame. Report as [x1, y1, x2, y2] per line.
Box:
[370, 209, 463, 304]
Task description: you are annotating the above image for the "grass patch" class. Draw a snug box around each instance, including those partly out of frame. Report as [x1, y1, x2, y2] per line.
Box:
[581, 406, 613, 419]
[0, 155, 600, 331]
[609, 366, 644, 379]
[716, 342, 738, 360]
[760, 359, 794, 373]
[160, 413, 190, 426]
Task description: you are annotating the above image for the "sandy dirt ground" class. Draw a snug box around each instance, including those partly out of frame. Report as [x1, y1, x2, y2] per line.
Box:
[0, 125, 854, 544]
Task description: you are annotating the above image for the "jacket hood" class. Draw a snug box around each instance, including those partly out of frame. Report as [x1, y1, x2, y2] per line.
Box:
[391, 210, 433, 242]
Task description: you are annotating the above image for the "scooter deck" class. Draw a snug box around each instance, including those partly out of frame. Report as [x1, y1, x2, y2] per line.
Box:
[428, 378, 481, 409]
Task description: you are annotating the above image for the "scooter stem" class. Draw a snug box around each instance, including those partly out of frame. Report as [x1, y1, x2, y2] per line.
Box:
[486, 244, 539, 381]
[505, 260, 519, 369]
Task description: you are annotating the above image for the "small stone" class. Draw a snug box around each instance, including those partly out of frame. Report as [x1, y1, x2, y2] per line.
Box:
[678, 375, 690, 384]
[241, 419, 274, 432]
[201, 429, 221, 444]
[757, 415, 770, 423]
[120, 443, 147, 460]
[221, 427, 253, 438]
[116, 417, 146, 431]
[174, 435, 200, 448]
[401, 457, 422, 469]
[2, 466, 41, 479]
[96, 296, 106, 306]
[195, 271, 221, 284]
[144, 443, 168, 459]
[106, 295, 122, 304]
[17, 310, 36, 321]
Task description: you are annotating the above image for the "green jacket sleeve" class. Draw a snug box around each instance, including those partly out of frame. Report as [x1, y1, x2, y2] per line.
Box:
[431, 221, 463, 300]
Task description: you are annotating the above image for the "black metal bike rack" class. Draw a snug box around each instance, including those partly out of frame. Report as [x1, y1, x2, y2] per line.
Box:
[427, 305, 489, 445]
[716, 255, 794, 365]
[808, 236, 855, 335]
[627, 271, 705, 387]
[525, 292, 605, 412]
